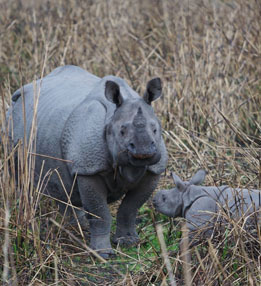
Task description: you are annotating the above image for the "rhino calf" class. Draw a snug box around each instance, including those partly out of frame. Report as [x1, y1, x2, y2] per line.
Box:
[7, 65, 168, 258]
[153, 170, 261, 236]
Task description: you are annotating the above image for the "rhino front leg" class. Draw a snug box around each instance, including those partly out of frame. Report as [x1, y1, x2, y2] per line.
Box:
[114, 173, 160, 246]
[77, 175, 113, 258]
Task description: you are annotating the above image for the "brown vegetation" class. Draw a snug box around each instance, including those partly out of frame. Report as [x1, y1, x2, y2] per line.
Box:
[0, 0, 260, 285]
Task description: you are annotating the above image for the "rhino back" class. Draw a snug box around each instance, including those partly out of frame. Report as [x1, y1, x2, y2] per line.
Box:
[9, 65, 100, 146]
[218, 187, 261, 215]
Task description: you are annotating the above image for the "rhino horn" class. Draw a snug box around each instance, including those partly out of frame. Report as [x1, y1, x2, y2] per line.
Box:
[133, 107, 146, 128]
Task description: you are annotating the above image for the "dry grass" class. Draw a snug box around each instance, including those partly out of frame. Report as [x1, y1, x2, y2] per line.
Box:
[0, 0, 261, 285]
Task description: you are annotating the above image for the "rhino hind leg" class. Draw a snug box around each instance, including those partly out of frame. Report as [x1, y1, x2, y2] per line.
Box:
[113, 173, 160, 246]
[77, 175, 114, 259]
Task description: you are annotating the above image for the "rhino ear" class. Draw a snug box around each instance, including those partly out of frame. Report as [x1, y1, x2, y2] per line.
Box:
[105, 80, 123, 107]
[171, 172, 185, 191]
[143, 78, 162, 105]
[189, 169, 206, 185]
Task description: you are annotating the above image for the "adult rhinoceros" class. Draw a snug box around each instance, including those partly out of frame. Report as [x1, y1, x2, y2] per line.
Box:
[7, 65, 168, 258]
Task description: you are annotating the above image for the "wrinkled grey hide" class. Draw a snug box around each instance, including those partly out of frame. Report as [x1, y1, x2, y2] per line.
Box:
[153, 170, 261, 236]
[7, 65, 168, 258]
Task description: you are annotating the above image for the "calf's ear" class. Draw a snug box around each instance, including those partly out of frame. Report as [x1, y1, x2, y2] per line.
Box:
[105, 80, 123, 107]
[171, 172, 185, 191]
[143, 78, 162, 105]
[189, 169, 206, 185]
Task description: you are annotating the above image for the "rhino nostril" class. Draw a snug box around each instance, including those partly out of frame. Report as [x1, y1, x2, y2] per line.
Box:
[128, 143, 136, 152]
[150, 141, 157, 153]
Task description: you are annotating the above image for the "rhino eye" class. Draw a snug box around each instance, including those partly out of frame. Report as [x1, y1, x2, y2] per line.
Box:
[162, 194, 166, 202]
[153, 129, 157, 134]
[120, 130, 125, 136]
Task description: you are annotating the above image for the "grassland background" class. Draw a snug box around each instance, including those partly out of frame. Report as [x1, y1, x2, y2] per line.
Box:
[0, 0, 260, 285]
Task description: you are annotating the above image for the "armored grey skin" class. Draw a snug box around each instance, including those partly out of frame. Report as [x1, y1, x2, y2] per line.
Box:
[153, 170, 261, 236]
[7, 65, 168, 258]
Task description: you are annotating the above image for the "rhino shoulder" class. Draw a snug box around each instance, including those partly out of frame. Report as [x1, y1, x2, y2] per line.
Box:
[147, 137, 168, 175]
[61, 99, 109, 176]
[185, 196, 217, 232]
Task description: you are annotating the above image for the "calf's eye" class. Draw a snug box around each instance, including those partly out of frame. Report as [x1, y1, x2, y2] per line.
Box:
[162, 194, 166, 202]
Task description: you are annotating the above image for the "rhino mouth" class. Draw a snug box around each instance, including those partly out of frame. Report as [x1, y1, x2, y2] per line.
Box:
[131, 153, 154, 159]
[128, 151, 161, 166]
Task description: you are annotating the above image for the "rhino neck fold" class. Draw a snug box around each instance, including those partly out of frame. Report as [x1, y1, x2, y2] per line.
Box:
[118, 166, 147, 184]
[181, 186, 222, 218]
[181, 186, 205, 218]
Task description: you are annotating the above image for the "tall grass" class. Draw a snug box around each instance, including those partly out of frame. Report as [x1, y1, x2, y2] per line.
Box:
[0, 0, 260, 285]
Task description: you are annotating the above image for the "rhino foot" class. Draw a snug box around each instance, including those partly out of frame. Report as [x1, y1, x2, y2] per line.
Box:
[95, 248, 115, 259]
[90, 233, 114, 259]
[113, 231, 140, 246]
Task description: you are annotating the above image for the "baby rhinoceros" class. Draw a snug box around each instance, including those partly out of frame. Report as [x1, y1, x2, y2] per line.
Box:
[153, 170, 261, 237]
[7, 65, 168, 258]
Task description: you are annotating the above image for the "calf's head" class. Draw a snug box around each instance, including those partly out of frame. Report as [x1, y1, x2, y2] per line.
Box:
[105, 78, 163, 169]
[153, 170, 206, 217]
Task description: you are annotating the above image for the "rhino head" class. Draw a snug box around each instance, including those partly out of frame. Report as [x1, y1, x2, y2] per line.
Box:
[153, 170, 206, 217]
[105, 78, 163, 172]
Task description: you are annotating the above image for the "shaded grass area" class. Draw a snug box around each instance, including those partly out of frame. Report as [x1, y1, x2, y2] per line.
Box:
[0, 0, 261, 285]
